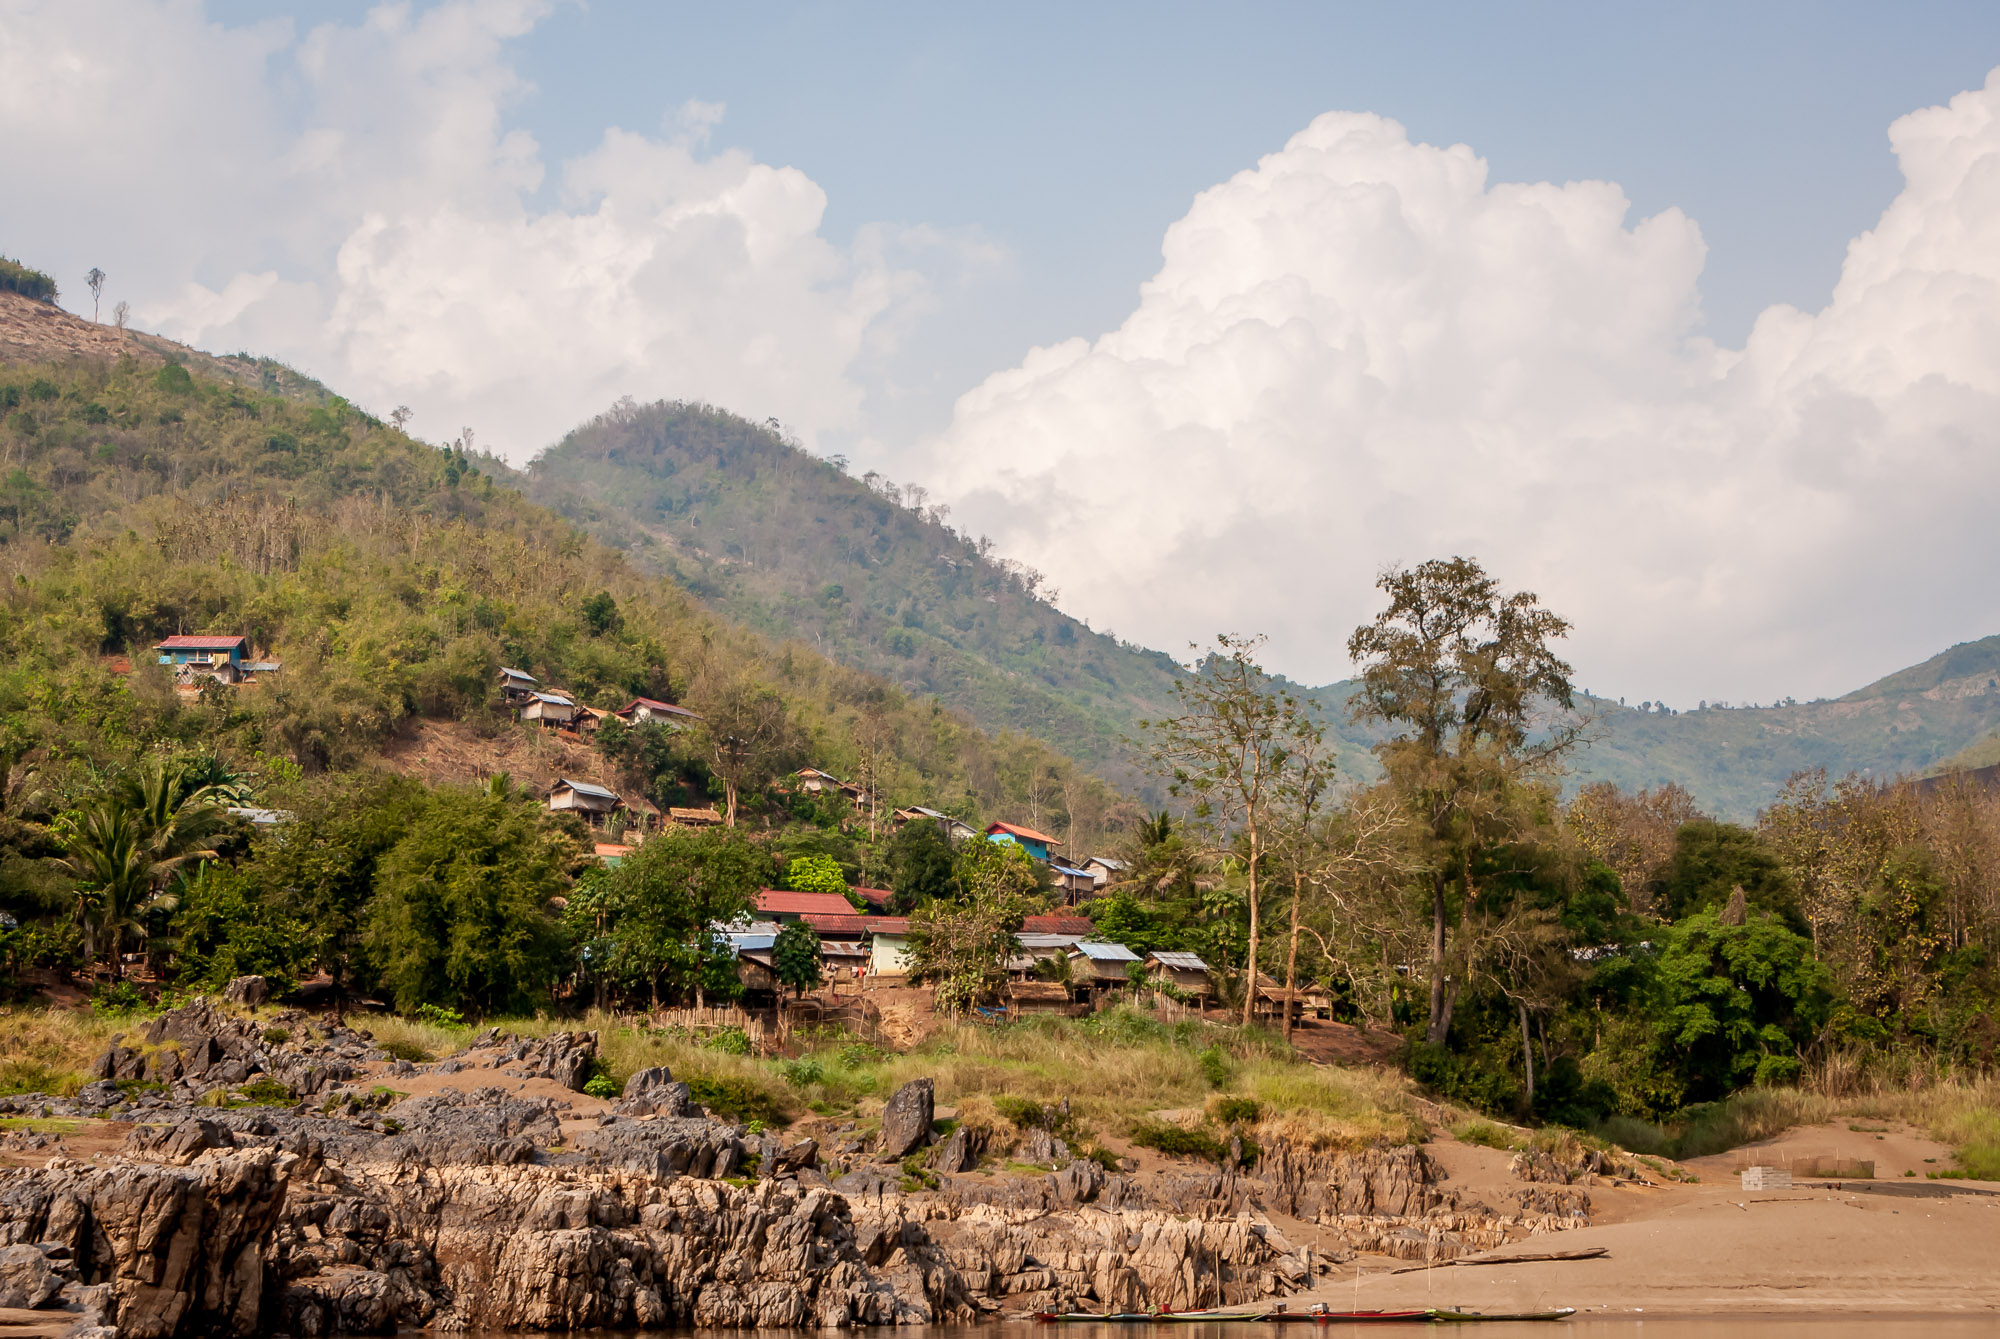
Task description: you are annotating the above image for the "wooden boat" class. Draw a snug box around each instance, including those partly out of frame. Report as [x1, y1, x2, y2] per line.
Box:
[1034, 1306, 1574, 1323]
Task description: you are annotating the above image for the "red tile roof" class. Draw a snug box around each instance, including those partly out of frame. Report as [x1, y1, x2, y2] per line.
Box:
[155, 635, 248, 651]
[803, 913, 910, 937]
[851, 886, 895, 911]
[1022, 914, 1094, 936]
[987, 821, 1061, 845]
[754, 889, 857, 917]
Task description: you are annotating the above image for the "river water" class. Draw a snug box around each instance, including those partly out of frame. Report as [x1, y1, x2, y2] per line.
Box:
[543, 1320, 1999, 1339]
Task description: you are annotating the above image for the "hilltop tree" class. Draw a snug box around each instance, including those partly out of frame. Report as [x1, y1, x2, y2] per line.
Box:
[85, 268, 105, 322]
[694, 676, 805, 826]
[1146, 634, 1324, 1026]
[1347, 556, 1579, 1045]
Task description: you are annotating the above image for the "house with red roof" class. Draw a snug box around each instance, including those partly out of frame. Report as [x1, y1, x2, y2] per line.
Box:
[154, 635, 249, 683]
[985, 820, 1061, 862]
[754, 888, 858, 922]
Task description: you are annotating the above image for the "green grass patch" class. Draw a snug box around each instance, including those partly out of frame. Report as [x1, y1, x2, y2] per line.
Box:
[1453, 1119, 1522, 1151]
[687, 1075, 790, 1128]
[0, 1116, 81, 1135]
[1129, 1118, 1229, 1163]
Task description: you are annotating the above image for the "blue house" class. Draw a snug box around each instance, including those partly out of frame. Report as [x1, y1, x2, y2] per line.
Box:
[155, 635, 248, 681]
[985, 821, 1060, 863]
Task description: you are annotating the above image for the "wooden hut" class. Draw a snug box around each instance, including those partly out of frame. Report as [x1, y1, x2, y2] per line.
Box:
[1142, 950, 1212, 999]
[547, 778, 620, 826]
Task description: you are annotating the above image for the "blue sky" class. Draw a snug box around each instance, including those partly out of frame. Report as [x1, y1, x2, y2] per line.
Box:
[9, 1, 2000, 701]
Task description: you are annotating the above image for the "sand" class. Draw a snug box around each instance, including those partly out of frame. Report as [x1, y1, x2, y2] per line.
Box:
[1292, 1120, 2000, 1316]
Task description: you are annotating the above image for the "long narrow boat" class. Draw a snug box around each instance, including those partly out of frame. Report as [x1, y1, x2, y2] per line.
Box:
[1034, 1307, 1574, 1324]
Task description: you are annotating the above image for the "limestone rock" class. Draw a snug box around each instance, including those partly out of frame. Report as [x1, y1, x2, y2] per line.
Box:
[878, 1078, 934, 1159]
[222, 975, 271, 1008]
[0, 1243, 62, 1309]
[615, 1065, 691, 1117]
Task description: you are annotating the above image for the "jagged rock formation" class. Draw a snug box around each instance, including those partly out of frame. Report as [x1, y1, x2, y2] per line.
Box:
[877, 1079, 934, 1159]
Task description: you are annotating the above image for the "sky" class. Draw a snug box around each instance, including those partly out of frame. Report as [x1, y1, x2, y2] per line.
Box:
[4, 1, 2000, 707]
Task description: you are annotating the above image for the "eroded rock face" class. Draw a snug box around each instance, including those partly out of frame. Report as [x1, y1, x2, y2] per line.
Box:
[878, 1079, 934, 1159]
[614, 1066, 691, 1118]
[86, 996, 391, 1104]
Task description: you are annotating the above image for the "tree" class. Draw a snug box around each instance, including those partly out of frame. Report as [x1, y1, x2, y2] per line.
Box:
[112, 300, 130, 330]
[563, 825, 767, 1008]
[85, 268, 105, 322]
[951, 834, 1043, 903]
[772, 920, 824, 997]
[390, 405, 413, 432]
[1146, 634, 1323, 1025]
[885, 820, 955, 913]
[1347, 556, 1579, 1045]
[58, 756, 239, 978]
[694, 677, 804, 826]
[363, 783, 572, 1015]
[171, 863, 310, 993]
[1654, 820, 1799, 929]
[786, 853, 848, 896]
[907, 895, 1028, 1013]
[581, 590, 622, 637]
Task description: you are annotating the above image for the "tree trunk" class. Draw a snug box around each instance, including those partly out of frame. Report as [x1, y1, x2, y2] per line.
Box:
[1425, 870, 1449, 1045]
[1240, 821, 1262, 1028]
[1282, 867, 1303, 1041]
[723, 779, 738, 827]
[1519, 999, 1535, 1110]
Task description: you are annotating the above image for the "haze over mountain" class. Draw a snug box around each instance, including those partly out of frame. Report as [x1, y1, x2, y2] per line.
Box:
[520, 400, 2000, 821]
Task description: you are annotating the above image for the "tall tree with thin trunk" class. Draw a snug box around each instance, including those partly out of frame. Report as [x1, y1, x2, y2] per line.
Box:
[1145, 634, 1323, 1027]
[1347, 557, 1579, 1046]
[694, 676, 804, 826]
[85, 268, 105, 322]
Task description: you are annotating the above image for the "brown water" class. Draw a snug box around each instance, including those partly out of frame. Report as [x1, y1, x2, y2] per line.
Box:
[572, 1321, 2000, 1339]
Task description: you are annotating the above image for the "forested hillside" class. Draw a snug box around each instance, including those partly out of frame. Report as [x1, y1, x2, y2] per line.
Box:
[0, 294, 1119, 866]
[513, 400, 2000, 821]
[518, 400, 1192, 793]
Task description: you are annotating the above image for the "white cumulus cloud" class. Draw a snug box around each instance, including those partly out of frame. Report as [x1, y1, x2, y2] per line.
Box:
[0, 0, 915, 457]
[926, 75, 2000, 705]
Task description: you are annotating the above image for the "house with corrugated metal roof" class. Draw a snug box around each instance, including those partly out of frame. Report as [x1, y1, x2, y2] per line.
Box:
[754, 888, 857, 922]
[155, 635, 249, 683]
[616, 696, 700, 727]
[1050, 862, 1097, 902]
[1067, 939, 1141, 995]
[547, 777, 620, 825]
[498, 666, 539, 702]
[1142, 950, 1212, 997]
[520, 691, 575, 726]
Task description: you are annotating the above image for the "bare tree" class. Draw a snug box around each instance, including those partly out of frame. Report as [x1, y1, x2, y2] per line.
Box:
[112, 300, 130, 330]
[390, 406, 413, 432]
[1146, 634, 1323, 1026]
[85, 268, 106, 322]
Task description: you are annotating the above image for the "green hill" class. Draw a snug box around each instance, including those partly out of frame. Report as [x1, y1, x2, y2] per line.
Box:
[517, 401, 1194, 795]
[0, 297, 1113, 840]
[514, 398, 2000, 820]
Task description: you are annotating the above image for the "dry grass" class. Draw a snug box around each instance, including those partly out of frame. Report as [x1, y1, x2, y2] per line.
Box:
[0, 1007, 122, 1096]
[1243, 1060, 1428, 1150]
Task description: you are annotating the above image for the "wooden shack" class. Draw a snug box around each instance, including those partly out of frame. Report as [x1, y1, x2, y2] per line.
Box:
[520, 691, 575, 725]
[547, 778, 620, 826]
[1142, 950, 1212, 998]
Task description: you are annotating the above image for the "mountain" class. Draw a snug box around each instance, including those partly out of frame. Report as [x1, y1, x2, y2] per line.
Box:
[518, 399, 2000, 820]
[0, 286, 1113, 835]
[518, 400, 1195, 795]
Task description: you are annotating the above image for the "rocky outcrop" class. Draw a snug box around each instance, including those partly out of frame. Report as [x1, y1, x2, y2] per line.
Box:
[86, 997, 391, 1103]
[222, 975, 271, 1008]
[877, 1079, 934, 1159]
[614, 1066, 691, 1118]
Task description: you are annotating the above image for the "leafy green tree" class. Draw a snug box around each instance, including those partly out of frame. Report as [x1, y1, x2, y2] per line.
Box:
[1146, 634, 1324, 1026]
[170, 864, 310, 993]
[1653, 820, 1799, 928]
[785, 854, 848, 897]
[247, 773, 422, 992]
[692, 676, 805, 826]
[952, 835, 1044, 903]
[772, 920, 824, 997]
[907, 895, 1028, 1014]
[581, 590, 622, 637]
[885, 820, 955, 913]
[363, 782, 572, 1015]
[1347, 557, 1578, 1045]
[563, 825, 768, 1007]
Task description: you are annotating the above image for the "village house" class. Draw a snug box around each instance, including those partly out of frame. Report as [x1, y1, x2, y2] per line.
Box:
[520, 691, 575, 726]
[1081, 856, 1127, 889]
[892, 806, 979, 842]
[793, 768, 846, 795]
[867, 918, 913, 976]
[498, 666, 539, 702]
[546, 778, 620, 826]
[154, 635, 249, 683]
[617, 696, 700, 727]
[1008, 914, 1097, 978]
[1066, 940, 1142, 997]
[666, 806, 723, 828]
[753, 889, 856, 923]
[572, 705, 610, 735]
[985, 821, 1061, 863]
[1142, 950, 1213, 1000]
[1007, 979, 1079, 1017]
[621, 793, 662, 835]
[1049, 862, 1098, 903]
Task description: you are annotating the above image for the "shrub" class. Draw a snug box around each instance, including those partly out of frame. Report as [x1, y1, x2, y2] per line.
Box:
[240, 1079, 295, 1105]
[687, 1074, 788, 1127]
[583, 1073, 619, 1099]
[1454, 1119, 1520, 1151]
[416, 1003, 465, 1028]
[262, 1027, 292, 1046]
[90, 982, 151, 1017]
[1128, 1118, 1228, 1162]
[705, 1026, 752, 1055]
[378, 1039, 431, 1064]
[779, 1056, 825, 1088]
[0, 256, 57, 303]
[1198, 1044, 1231, 1089]
[1213, 1095, 1262, 1126]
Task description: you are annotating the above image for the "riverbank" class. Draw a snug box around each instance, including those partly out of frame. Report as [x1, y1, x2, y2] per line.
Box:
[1291, 1120, 2000, 1316]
